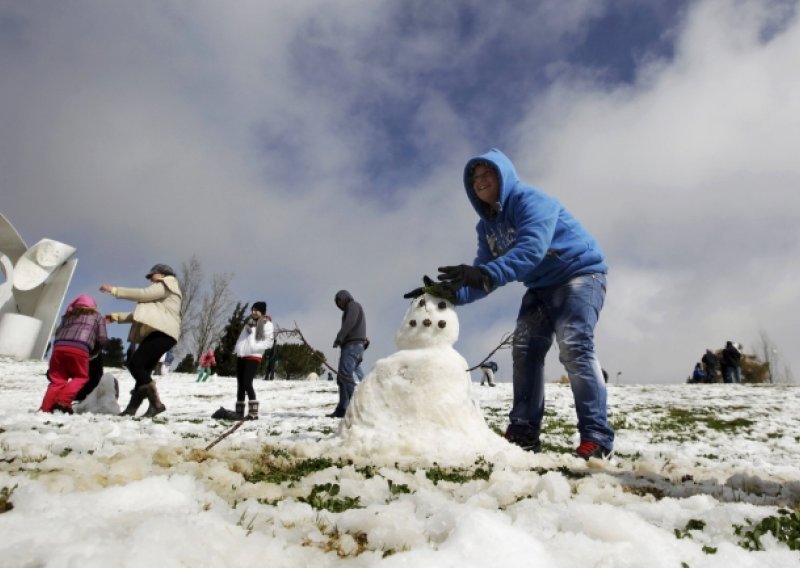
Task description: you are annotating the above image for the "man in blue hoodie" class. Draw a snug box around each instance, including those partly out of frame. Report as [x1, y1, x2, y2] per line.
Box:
[432, 149, 614, 459]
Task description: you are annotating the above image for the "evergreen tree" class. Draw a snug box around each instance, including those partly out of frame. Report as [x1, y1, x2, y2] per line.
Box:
[175, 353, 195, 373]
[277, 343, 325, 380]
[103, 337, 126, 368]
[214, 302, 248, 377]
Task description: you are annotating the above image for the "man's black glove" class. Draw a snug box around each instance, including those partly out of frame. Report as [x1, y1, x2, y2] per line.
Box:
[437, 264, 492, 292]
[403, 275, 457, 303]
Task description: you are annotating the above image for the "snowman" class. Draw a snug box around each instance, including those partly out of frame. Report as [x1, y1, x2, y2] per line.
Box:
[337, 292, 511, 464]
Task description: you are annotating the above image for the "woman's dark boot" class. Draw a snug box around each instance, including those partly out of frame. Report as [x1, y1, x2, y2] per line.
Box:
[235, 401, 245, 419]
[142, 382, 166, 417]
[120, 386, 146, 416]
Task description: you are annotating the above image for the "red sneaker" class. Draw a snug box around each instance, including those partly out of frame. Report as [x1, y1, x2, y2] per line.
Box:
[574, 440, 612, 460]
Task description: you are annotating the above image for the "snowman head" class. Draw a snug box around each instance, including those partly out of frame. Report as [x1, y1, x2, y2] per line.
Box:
[395, 293, 459, 349]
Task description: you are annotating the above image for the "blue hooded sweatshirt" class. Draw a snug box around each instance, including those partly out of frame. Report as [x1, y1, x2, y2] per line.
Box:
[456, 148, 607, 305]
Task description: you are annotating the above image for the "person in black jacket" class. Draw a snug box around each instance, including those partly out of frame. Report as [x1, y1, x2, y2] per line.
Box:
[721, 341, 743, 384]
[701, 349, 718, 383]
[328, 290, 367, 418]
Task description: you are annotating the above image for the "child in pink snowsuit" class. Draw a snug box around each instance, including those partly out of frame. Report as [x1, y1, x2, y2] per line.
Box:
[41, 295, 108, 413]
[196, 348, 216, 382]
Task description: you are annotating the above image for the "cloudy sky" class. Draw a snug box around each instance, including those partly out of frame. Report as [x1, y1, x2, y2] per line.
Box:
[2, 0, 798, 384]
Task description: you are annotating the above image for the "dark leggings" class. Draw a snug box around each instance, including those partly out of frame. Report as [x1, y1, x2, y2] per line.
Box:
[236, 358, 259, 401]
[128, 331, 177, 386]
[74, 353, 105, 402]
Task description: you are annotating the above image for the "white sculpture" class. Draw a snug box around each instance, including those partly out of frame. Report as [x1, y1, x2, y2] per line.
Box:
[0, 211, 77, 360]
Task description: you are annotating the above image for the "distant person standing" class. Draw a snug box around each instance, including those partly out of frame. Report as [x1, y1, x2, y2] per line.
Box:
[233, 302, 274, 419]
[701, 349, 719, 383]
[40, 295, 108, 413]
[196, 348, 216, 382]
[163, 349, 174, 375]
[264, 343, 280, 381]
[691, 362, 706, 384]
[328, 290, 367, 418]
[101, 263, 182, 418]
[479, 361, 497, 387]
[721, 341, 743, 384]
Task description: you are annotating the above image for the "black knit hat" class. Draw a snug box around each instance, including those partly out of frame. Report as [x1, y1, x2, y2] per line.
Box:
[146, 263, 176, 279]
[252, 301, 267, 314]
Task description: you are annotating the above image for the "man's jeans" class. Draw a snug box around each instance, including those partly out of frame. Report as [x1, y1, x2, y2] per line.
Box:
[510, 273, 614, 449]
[335, 341, 365, 413]
[723, 366, 742, 384]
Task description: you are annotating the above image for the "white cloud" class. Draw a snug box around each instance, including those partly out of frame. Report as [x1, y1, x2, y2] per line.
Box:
[1, 0, 797, 383]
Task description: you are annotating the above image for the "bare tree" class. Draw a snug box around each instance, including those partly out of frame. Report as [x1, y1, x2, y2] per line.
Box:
[192, 272, 234, 365]
[755, 329, 795, 384]
[178, 255, 203, 344]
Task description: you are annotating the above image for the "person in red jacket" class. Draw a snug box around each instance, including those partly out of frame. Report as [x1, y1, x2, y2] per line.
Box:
[197, 348, 216, 382]
[41, 295, 107, 413]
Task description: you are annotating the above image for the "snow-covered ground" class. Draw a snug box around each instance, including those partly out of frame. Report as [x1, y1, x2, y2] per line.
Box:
[2, 357, 800, 567]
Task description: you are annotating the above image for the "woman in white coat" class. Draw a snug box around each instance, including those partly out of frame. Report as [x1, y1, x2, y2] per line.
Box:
[233, 301, 273, 419]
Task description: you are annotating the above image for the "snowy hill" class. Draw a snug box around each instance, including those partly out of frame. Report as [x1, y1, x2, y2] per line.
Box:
[1, 357, 799, 566]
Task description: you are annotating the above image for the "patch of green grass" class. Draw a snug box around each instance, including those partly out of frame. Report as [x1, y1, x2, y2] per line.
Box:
[675, 518, 706, 539]
[388, 479, 411, 496]
[0, 485, 17, 514]
[540, 416, 577, 438]
[704, 417, 753, 432]
[532, 465, 589, 480]
[609, 414, 630, 430]
[424, 457, 494, 485]
[298, 483, 362, 512]
[646, 406, 754, 443]
[244, 446, 337, 485]
[59, 447, 72, 457]
[354, 464, 379, 479]
[734, 508, 800, 551]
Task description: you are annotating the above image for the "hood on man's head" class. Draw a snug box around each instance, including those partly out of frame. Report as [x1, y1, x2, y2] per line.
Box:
[146, 263, 176, 279]
[252, 301, 267, 314]
[335, 290, 353, 309]
[463, 148, 520, 218]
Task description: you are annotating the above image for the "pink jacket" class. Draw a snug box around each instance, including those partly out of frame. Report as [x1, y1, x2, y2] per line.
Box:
[199, 350, 216, 367]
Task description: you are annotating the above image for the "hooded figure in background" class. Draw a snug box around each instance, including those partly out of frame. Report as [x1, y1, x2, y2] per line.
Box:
[328, 290, 367, 418]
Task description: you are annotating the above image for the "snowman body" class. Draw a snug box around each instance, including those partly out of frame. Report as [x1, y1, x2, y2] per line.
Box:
[339, 294, 502, 463]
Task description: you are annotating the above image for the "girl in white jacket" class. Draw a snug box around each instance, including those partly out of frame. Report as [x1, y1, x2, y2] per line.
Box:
[233, 301, 274, 419]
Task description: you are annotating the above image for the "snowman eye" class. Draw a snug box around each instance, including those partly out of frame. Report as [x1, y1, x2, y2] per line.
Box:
[423, 319, 432, 327]
[438, 301, 447, 309]
[418, 299, 426, 307]
[438, 320, 446, 328]
[409, 320, 417, 327]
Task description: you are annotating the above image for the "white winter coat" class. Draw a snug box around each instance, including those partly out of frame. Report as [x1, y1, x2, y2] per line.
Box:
[234, 317, 274, 359]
